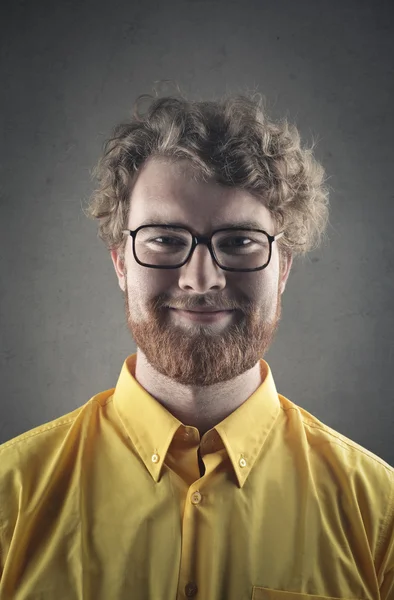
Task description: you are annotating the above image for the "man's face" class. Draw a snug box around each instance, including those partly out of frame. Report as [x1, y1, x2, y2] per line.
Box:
[111, 158, 292, 387]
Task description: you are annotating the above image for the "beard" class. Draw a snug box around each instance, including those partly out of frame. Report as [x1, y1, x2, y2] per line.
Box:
[122, 268, 282, 388]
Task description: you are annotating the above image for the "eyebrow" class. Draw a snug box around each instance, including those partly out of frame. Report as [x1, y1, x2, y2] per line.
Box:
[139, 218, 268, 232]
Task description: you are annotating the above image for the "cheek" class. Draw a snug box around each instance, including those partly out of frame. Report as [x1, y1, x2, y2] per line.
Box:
[126, 266, 173, 301]
[242, 272, 277, 299]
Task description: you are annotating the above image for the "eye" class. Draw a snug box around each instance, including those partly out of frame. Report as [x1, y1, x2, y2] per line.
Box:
[148, 236, 187, 246]
[219, 236, 254, 247]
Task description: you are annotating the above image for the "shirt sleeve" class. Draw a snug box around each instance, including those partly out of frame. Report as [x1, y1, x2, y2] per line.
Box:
[0, 444, 20, 585]
[378, 470, 394, 600]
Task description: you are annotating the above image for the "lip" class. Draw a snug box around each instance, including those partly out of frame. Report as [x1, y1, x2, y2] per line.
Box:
[171, 308, 234, 323]
[185, 309, 231, 313]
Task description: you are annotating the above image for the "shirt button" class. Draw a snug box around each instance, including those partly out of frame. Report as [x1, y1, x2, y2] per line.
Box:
[185, 582, 198, 597]
[191, 491, 202, 504]
[151, 453, 160, 463]
[239, 457, 247, 468]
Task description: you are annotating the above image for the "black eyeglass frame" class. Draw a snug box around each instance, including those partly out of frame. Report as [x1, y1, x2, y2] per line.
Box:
[121, 225, 285, 272]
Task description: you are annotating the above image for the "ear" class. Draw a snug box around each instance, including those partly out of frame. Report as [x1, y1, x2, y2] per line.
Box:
[279, 252, 293, 295]
[110, 249, 126, 292]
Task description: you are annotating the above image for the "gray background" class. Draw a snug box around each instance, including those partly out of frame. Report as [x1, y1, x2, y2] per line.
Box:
[1, 0, 393, 466]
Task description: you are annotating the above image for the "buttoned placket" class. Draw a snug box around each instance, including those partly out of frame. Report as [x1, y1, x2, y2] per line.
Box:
[150, 426, 249, 598]
[174, 429, 223, 598]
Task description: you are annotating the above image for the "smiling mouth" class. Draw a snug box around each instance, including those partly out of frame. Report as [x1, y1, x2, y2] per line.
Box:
[170, 308, 235, 322]
[170, 308, 234, 313]
[183, 309, 232, 313]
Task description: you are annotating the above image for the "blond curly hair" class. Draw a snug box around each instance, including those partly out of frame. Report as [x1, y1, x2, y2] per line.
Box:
[83, 84, 330, 269]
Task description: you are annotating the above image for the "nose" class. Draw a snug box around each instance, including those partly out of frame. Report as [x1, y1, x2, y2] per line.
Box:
[177, 243, 227, 293]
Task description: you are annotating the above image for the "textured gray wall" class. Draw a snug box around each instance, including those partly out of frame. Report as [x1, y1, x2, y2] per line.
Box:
[1, 0, 393, 466]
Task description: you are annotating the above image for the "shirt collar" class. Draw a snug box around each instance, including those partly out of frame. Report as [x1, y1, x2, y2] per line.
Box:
[113, 354, 281, 488]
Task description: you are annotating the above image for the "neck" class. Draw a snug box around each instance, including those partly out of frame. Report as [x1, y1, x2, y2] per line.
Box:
[134, 351, 262, 437]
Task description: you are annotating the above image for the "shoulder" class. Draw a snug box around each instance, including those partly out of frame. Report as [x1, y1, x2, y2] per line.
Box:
[0, 387, 115, 481]
[0, 403, 88, 497]
[277, 394, 394, 589]
[0, 389, 113, 574]
[278, 392, 394, 490]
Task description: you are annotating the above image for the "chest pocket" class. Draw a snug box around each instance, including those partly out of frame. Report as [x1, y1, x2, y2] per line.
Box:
[252, 587, 356, 600]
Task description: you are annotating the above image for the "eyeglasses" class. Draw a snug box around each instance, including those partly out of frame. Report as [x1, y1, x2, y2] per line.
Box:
[122, 224, 284, 272]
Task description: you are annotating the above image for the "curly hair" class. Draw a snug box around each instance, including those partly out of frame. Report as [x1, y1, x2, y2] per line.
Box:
[83, 84, 330, 269]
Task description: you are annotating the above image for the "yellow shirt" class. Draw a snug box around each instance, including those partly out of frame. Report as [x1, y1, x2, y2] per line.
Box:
[0, 354, 393, 600]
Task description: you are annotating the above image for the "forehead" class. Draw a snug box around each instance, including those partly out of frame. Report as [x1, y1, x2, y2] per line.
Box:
[129, 158, 275, 234]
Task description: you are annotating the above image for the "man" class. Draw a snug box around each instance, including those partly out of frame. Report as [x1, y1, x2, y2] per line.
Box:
[1, 90, 393, 600]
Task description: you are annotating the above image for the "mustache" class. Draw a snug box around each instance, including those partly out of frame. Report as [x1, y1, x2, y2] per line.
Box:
[167, 304, 235, 311]
[164, 298, 238, 311]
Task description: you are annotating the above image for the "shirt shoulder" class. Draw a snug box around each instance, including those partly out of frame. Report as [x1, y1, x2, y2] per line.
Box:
[0, 402, 87, 468]
[0, 387, 115, 476]
[278, 394, 394, 582]
[278, 393, 394, 555]
[278, 392, 394, 474]
[0, 406, 83, 456]
[0, 388, 116, 575]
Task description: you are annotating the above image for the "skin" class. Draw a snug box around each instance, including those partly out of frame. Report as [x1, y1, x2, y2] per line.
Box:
[111, 157, 293, 438]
